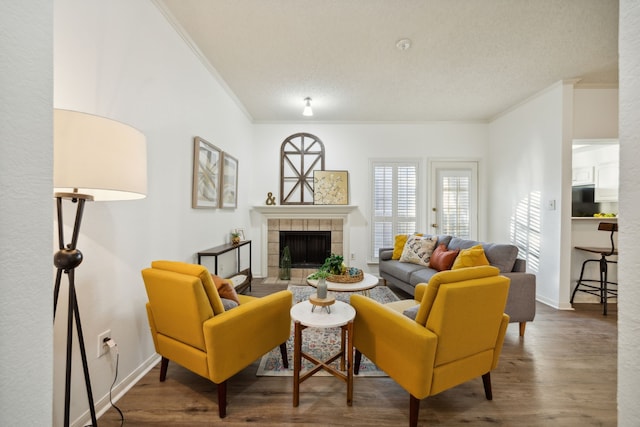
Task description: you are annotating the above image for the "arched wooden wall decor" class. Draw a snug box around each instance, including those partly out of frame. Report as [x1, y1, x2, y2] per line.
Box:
[280, 133, 325, 205]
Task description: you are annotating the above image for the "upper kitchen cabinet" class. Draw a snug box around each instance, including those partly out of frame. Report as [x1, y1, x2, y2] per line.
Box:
[594, 144, 619, 202]
[572, 141, 619, 201]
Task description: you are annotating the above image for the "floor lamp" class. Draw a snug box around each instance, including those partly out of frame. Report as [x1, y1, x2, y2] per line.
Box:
[53, 109, 147, 427]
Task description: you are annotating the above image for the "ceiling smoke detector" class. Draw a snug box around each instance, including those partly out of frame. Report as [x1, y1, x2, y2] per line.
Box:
[396, 38, 412, 51]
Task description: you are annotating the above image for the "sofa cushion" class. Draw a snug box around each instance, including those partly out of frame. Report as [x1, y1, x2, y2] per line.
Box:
[428, 244, 460, 271]
[381, 257, 428, 283]
[451, 244, 490, 269]
[446, 237, 480, 251]
[408, 267, 439, 286]
[481, 242, 519, 273]
[447, 237, 519, 273]
[399, 235, 438, 267]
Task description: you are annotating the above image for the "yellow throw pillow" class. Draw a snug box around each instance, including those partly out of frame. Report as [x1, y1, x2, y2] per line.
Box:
[451, 244, 490, 269]
[392, 233, 423, 260]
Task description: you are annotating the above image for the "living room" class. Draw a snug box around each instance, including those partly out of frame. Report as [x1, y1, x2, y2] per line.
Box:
[3, 1, 639, 426]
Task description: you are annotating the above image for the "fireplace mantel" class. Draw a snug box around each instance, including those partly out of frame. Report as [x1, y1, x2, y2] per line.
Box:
[252, 205, 358, 218]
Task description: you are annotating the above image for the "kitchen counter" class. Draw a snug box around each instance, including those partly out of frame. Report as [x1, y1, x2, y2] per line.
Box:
[572, 216, 618, 220]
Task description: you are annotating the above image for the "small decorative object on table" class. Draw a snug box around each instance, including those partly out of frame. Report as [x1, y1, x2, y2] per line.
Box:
[308, 270, 335, 312]
[310, 253, 363, 284]
[328, 267, 363, 283]
[231, 231, 241, 245]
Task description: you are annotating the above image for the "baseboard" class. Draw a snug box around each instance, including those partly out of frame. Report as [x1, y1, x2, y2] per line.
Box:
[72, 353, 161, 427]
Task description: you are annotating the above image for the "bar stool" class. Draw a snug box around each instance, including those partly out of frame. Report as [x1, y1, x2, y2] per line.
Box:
[571, 222, 618, 315]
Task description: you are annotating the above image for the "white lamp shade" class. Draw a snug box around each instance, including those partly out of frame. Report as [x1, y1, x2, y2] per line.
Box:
[54, 109, 147, 201]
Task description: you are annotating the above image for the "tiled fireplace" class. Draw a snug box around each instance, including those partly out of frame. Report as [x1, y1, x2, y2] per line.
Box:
[252, 205, 357, 279]
[267, 218, 343, 279]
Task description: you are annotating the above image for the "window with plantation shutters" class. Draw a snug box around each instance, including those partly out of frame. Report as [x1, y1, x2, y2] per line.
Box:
[371, 161, 419, 261]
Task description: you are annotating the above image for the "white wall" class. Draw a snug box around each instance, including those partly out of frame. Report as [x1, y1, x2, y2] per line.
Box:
[250, 122, 489, 275]
[487, 83, 572, 309]
[618, 1, 640, 424]
[573, 88, 619, 139]
[0, 1, 53, 425]
[54, 1, 253, 425]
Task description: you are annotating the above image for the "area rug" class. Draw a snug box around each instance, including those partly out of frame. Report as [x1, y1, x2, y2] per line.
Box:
[256, 285, 400, 377]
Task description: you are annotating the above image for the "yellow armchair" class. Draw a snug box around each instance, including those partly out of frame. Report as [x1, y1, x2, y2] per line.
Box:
[351, 266, 510, 427]
[141, 260, 292, 418]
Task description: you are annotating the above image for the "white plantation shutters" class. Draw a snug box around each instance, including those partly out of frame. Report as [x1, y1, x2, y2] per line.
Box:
[371, 161, 419, 260]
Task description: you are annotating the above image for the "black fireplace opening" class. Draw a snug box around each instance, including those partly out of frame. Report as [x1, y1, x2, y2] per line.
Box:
[279, 231, 331, 268]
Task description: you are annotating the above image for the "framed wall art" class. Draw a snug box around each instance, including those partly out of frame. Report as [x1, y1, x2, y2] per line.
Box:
[221, 152, 238, 208]
[192, 137, 222, 208]
[313, 170, 349, 205]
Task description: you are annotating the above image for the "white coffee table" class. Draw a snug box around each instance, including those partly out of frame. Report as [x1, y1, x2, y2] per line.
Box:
[306, 272, 380, 296]
[290, 300, 356, 407]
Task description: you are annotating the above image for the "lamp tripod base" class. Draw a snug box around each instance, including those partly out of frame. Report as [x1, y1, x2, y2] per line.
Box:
[54, 195, 98, 427]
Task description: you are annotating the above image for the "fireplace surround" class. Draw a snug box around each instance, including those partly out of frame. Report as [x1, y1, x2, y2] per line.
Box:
[252, 205, 357, 279]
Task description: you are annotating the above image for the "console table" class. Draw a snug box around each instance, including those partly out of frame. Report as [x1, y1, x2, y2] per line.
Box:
[197, 240, 252, 294]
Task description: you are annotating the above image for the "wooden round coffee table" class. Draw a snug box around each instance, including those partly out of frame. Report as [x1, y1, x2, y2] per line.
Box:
[306, 272, 379, 296]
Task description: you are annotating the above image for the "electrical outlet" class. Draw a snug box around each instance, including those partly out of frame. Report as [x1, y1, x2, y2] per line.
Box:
[350, 253, 355, 261]
[97, 329, 111, 358]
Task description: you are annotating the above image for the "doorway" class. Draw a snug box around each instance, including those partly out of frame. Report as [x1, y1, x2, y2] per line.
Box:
[430, 161, 478, 239]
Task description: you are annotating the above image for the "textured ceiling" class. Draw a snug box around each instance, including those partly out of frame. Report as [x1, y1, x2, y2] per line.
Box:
[156, 0, 618, 122]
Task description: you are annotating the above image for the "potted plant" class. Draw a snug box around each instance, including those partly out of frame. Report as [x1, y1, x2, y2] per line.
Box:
[320, 253, 345, 275]
[231, 231, 241, 245]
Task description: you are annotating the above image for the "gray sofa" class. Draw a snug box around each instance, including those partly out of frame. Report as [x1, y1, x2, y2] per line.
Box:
[378, 235, 536, 336]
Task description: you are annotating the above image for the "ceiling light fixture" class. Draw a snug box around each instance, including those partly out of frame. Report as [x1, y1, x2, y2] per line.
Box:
[303, 97, 313, 116]
[396, 38, 412, 51]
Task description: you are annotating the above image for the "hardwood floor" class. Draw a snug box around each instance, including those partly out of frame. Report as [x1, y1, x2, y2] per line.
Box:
[99, 280, 617, 426]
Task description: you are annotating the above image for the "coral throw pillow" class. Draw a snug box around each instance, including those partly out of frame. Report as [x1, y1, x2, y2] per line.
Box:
[451, 244, 490, 270]
[428, 244, 460, 271]
[210, 273, 240, 304]
[399, 235, 438, 267]
[392, 233, 422, 260]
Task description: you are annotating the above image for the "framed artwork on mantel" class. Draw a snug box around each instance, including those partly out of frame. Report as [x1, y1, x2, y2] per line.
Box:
[313, 170, 349, 205]
[221, 152, 238, 208]
[192, 137, 221, 208]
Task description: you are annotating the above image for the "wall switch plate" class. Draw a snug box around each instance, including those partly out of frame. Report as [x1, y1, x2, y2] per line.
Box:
[350, 253, 355, 261]
[97, 329, 111, 358]
[547, 199, 556, 210]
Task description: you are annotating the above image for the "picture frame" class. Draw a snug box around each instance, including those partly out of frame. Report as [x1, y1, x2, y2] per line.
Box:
[192, 137, 222, 208]
[221, 152, 239, 208]
[235, 228, 245, 241]
[313, 170, 349, 205]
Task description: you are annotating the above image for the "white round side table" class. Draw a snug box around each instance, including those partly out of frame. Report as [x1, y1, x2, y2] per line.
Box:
[290, 300, 356, 407]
